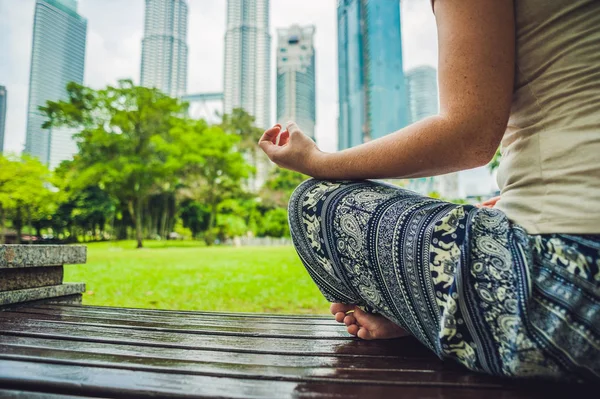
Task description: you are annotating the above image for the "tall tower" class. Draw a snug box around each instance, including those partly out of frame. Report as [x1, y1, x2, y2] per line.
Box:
[223, 0, 271, 129]
[0, 86, 6, 153]
[140, 0, 188, 97]
[276, 25, 316, 140]
[337, 0, 409, 150]
[24, 0, 87, 169]
[406, 66, 438, 124]
[405, 65, 457, 199]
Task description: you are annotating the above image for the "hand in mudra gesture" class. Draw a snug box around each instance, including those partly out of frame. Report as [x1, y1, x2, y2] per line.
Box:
[258, 122, 323, 177]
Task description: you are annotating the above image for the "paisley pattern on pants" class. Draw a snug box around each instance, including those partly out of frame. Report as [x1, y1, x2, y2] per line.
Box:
[288, 179, 600, 382]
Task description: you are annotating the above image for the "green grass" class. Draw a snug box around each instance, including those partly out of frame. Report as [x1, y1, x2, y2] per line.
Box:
[64, 240, 330, 314]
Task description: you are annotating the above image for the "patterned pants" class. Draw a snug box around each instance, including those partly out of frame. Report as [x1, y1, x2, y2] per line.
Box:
[288, 179, 600, 382]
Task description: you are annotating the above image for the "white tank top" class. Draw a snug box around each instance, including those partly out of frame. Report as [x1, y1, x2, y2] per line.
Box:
[494, 0, 600, 234]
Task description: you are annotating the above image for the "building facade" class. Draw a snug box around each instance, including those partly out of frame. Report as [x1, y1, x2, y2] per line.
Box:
[403, 65, 460, 198]
[406, 65, 438, 124]
[276, 25, 316, 140]
[224, 0, 271, 191]
[337, 0, 410, 150]
[223, 0, 271, 129]
[24, 0, 87, 169]
[140, 0, 188, 97]
[0, 86, 6, 153]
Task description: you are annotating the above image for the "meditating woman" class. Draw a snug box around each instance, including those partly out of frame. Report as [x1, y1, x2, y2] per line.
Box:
[258, 0, 599, 381]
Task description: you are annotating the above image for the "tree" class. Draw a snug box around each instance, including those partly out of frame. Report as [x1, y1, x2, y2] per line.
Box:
[42, 80, 188, 248]
[0, 154, 54, 244]
[173, 120, 251, 245]
[258, 208, 290, 238]
[489, 148, 501, 172]
[220, 108, 269, 187]
[260, 168, 308, 208]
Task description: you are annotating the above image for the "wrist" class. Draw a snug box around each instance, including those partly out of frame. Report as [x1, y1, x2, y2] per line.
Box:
[307, 150, 329, 179]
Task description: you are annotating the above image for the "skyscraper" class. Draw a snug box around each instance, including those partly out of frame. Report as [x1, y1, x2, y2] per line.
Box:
[406, 66, 438, 124]
[276, 25, 316, 140]
[404, 66, 457, 199]
[337, 0, 410, 150]
[223, 0, 271, 129]
[24, 0, 87, 169]
[0, 86, 6, 153]
[140, 0, 188, 97]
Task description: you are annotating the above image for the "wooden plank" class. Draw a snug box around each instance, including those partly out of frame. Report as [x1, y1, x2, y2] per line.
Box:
[0, 390, 104, 399]
[0, 245, 86, 268]
[0, 310, 349, 339]
[0, 344, 505, 387]
[0, 359, 558, 399]
[7, 307, 348, 334]
[35, 303, 338, 322]
[0, 313, 433, 357]
[0, 335, 455, 371]
[0, 267, 63, 292]
[26, 304, 339, 325]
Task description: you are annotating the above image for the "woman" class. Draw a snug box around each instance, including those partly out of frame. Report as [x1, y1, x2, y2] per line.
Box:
[258, 0, 599, 381]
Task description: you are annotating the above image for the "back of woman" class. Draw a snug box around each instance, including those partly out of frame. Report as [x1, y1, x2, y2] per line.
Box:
[497, 0, 600, 234]
[259, 0, 600, 383]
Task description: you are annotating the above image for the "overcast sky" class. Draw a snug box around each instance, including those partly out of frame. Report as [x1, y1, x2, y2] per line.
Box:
[0, 0, 438, 154]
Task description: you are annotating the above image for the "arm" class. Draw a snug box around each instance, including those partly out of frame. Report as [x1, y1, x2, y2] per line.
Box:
[259, 0, 515, 180]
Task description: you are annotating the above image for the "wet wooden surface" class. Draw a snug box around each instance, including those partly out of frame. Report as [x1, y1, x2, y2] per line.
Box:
[0, 304, 588, 398]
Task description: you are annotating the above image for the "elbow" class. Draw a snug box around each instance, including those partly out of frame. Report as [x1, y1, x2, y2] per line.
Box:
[436, 112, 507, 171]
[469, 144, 499, 169]
[459, 124, 504, 169]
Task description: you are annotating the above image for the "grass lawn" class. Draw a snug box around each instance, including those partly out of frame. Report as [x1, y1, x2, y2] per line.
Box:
[64, 240, 330, 314]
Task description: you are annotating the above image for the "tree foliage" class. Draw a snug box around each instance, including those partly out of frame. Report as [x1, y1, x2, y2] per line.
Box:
[0, 154, 54, 243]
[1, 82, 298, 247]
[42, 80, 188, 248]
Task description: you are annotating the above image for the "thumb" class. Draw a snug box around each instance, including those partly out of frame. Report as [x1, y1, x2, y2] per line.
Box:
[286, 121, 301, 135]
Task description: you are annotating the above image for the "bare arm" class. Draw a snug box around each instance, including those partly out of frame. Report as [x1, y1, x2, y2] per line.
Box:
[259, 0, 515, 180]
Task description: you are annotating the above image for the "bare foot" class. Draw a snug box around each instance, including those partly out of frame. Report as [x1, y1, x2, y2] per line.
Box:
[330, 303, 409, 340]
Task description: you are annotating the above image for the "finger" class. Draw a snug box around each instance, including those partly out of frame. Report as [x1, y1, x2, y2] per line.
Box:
[344, 315, 356, 326]
[258, 138, 280, 159]
[259, 125, 281, 145]
[286, 121, 301, 135]
[482, 196, 500, 206]
[277, 130, 290, 146]
[334, 312, 346, 323]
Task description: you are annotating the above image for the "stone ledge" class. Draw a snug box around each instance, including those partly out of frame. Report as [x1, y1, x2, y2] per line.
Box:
[0, 283, 86, 307]
[0, 266, 63, 292]
[0, 245, 86, 268]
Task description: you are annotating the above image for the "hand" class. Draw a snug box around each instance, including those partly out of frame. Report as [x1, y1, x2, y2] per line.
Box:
[258, 122, 324, 176]
[475, 196, 501, 208]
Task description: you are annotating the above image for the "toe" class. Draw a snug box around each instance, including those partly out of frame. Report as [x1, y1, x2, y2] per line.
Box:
[344, 314, 356, 326]
[330, 303, 355, 315]
[357, 327, 373, 340]
[347, 323, 359, 336]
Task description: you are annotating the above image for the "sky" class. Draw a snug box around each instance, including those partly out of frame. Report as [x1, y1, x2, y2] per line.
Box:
[0, 0, 494, 194]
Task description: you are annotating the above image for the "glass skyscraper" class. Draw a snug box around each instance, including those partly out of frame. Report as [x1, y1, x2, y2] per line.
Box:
[24, 0, 87, 169]
[140, 0, 188, 98]
[337, 0, 410, 150]
[405, 66, 458, 199]
[223, 0, 271, 129]
[276, 25, 316, 140]
[406, 66, 438, 124]
[0, 86, 6, 153]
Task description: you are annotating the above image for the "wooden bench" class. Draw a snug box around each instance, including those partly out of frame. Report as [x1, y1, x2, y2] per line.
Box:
[0, 245, 590, 398]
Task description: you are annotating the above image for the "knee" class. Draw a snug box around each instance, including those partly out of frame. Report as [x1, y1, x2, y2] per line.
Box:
[288, 178, 342, 244]
[287, 178, 315, 232]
